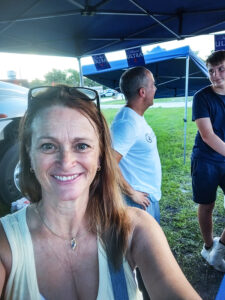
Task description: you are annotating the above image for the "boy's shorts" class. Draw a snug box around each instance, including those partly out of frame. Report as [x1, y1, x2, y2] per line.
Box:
[191, 158, 225, 204]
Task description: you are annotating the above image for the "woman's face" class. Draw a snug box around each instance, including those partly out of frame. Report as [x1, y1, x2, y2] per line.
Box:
[29, 105, 100, 204]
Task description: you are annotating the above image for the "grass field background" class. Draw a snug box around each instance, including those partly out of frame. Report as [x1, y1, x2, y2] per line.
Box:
[0, 106, 224, 299]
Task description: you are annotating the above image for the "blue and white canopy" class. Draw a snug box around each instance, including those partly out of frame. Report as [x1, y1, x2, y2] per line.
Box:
[83, 46, 210, 98]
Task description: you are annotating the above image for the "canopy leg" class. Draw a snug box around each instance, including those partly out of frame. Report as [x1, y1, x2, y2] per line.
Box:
[78, 57, 84, 87]
[183, 55, 190, 164]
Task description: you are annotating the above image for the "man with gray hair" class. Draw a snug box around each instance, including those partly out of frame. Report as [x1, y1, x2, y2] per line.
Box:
[111, 66, 161, 299]
[111, 66, 161, 223]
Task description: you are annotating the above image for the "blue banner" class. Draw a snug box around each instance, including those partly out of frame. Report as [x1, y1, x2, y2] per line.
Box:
[92, 54, 111, 71]
[125, 47, 145, 67]
[215, 34, 225, 51]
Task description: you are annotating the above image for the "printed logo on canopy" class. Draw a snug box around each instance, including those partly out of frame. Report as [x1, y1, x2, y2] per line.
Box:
[92, 54, 111, 71]
[125, 47, 145, 67]
[215, 34, 225, 51]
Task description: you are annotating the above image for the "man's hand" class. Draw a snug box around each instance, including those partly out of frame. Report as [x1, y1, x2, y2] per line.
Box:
[131, 190, 150, 210]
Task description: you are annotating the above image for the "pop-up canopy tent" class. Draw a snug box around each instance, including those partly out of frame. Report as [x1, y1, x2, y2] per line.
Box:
[0, 1, 224, 85]
[82, 45, 209, 97]
[83, 45, 210, 163]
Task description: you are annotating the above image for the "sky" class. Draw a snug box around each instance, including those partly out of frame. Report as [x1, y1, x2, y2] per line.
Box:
[0, 32, 221, 82]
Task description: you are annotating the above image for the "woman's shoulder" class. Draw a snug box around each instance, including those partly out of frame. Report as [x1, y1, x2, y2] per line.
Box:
[126, 207, 165, 250]
[125, 207, 164, 268]
[127, 206, 158, 229]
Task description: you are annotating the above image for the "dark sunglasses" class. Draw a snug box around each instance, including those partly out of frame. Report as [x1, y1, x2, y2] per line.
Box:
[28, 86, 100, 111]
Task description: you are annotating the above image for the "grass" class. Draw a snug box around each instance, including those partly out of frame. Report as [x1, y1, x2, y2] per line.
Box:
[0, 106, 224, 298]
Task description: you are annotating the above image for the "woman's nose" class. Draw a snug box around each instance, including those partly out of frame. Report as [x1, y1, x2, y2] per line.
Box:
[58, 149, 76, 169]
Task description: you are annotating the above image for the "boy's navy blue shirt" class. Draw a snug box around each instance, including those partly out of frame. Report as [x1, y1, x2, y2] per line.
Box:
[192, 85, 225, 162]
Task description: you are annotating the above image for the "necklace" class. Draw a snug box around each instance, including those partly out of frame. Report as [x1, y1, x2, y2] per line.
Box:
[35, 206, 77, 250]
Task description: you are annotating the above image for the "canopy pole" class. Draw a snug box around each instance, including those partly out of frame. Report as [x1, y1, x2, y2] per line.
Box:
[78, 57, 84, 87]
[183, 55, 190, 164]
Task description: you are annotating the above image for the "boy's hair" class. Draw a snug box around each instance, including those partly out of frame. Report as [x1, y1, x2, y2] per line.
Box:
[206, 50, 225, 66]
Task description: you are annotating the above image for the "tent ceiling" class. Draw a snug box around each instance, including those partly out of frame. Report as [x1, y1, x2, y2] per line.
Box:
[0, 0, 225, 57]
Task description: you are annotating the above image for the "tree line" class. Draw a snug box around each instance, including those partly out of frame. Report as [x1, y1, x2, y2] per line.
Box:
[29, 68, 100, 88]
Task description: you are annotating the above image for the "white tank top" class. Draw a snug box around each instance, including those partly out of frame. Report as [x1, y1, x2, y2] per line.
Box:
[1, 207, 142, 300]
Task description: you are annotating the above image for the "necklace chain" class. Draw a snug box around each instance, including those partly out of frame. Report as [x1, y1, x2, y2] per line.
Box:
[35, 206, 77, 250]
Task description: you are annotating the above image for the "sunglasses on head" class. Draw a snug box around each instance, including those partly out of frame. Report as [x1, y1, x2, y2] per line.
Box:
[28, 86, 101, 111]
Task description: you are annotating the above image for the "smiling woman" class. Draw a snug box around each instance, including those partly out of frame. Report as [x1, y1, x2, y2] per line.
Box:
[0, 85, 201, 300]
[29, 106, 100, 204]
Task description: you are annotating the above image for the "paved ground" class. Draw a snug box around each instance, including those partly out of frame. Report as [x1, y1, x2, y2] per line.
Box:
[101, 101, 192, 109]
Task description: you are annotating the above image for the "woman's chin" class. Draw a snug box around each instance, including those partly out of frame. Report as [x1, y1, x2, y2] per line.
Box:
[56, 189, 86, 203]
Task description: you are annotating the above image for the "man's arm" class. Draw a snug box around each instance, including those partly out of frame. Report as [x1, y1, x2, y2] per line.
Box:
[113, 150, 150, 209]
[196, 118, 225, 156]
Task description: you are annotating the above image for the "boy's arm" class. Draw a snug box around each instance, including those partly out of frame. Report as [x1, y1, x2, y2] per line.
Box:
[196, 117, 225, 156]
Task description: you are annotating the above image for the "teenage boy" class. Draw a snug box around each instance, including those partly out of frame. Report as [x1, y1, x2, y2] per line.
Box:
[191, 50, 225, 272]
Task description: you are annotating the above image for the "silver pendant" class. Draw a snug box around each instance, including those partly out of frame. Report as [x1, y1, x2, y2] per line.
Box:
[70, 237, 77, 250]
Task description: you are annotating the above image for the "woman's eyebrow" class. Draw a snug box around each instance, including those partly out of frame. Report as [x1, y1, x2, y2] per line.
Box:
[36, 136, 56, 141]
[36, 136, 95, 143]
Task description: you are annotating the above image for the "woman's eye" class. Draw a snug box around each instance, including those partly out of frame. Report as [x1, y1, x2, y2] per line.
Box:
[40, 143, 56, 153]
[76, 143, 89, 151]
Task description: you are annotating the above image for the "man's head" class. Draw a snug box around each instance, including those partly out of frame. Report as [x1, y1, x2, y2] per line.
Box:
[119, 66, 156, 105]
[206, 50, 225, 91]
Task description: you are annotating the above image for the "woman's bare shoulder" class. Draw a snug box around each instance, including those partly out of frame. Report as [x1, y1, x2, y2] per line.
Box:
[126, 207, 164, 252]
[127, 207, 160, 231]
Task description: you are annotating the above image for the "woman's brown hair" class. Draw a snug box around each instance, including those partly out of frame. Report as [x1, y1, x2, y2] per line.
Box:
[19, 85, 130, 269]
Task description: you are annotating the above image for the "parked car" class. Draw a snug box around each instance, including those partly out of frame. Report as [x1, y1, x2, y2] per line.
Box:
[0, 81, 28, 205]
[100, 89, 117, 97]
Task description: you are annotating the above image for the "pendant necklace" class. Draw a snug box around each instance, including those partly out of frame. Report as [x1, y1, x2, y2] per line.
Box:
[35, 206, 77, 251]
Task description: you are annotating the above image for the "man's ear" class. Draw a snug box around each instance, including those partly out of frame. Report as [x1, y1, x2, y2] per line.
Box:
[138, 87, 145, 97]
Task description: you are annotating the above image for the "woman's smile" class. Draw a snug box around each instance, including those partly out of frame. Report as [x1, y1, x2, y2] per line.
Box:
[53, 173, 80, 182]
